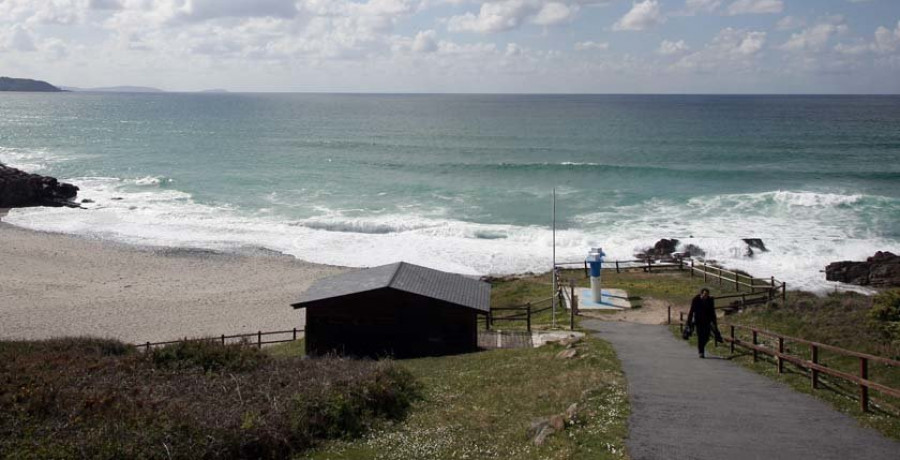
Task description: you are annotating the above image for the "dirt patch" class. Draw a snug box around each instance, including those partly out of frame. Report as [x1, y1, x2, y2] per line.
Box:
[581, 298, 688, 325]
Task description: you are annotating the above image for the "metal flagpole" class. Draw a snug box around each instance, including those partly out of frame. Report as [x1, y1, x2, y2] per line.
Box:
[552, 187, 557, 328]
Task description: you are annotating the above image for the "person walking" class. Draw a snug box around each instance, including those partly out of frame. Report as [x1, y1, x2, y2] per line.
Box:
[687, 288, 718, 358]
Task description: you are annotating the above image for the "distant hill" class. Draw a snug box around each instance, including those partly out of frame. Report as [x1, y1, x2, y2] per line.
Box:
[63, 85, 165, 93]
[0, 77, 63, 92]
[200, 89, 229, 93]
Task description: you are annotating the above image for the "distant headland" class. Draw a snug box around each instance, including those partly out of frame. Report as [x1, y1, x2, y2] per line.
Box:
[0, 77, 63, 92]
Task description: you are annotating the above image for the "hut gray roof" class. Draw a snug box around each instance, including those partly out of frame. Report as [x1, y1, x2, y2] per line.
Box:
[292, 262, 490, 313]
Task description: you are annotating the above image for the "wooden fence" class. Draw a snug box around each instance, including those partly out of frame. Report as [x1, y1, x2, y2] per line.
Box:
[555, 258, 687, 276]
[689, 260, 786, 300]
[672, 317, 900, 413]
[487, 296, 555, 332]
[137, 327, 304, 352]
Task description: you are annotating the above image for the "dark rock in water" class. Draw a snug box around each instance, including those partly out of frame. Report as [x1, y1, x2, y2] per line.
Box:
[638, 239, 680, 260]
[742, 239, 768, 257]
[683, 244, 706, 258]
[825, 252, 900, 287]
[0, 163, 79, 209]
[81, 198, 94, 203]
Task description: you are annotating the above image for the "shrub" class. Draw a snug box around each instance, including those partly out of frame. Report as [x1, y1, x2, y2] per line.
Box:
[150, 340, 268, 372]
[1, 337, 420, 459]
[869, 289, 900, 322]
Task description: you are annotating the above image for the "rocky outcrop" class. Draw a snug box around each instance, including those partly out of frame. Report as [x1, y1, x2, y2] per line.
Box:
[683, 244, 706, 258]
[0, 163, 79, 209]
[825, 252, 900, 287]
[743, 239, 768, 257]
[637, 239, 679, 260]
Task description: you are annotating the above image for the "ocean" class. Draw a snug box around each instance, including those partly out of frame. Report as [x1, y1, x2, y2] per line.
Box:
[1, 93, 899, 292]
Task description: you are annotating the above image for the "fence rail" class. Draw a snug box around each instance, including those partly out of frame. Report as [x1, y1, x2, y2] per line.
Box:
[689, 260, 786, 301]
[555, 258, 687, 276]
[137, 327, 304, 352]
[672, 316, 900, 413]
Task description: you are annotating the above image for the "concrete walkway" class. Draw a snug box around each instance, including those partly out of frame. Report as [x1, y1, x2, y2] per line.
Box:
[582, 320, 900, 460]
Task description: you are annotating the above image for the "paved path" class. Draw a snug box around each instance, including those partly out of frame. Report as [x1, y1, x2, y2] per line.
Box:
[582, 320, 900, 460]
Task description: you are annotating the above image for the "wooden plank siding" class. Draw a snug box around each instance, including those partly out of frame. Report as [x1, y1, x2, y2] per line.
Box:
[305, 288, 479, 359]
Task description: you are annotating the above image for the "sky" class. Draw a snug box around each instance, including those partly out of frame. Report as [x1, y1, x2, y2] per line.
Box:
[1, 0, 899, 93]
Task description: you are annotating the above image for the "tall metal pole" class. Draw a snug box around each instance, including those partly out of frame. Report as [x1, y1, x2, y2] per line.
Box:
[552, 187, 557, 328]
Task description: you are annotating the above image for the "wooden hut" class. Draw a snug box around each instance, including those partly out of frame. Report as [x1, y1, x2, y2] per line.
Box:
[292, 262, 490, 358]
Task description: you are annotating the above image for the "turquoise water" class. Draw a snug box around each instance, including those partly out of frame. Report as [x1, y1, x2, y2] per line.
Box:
[2, 93, 899, 291]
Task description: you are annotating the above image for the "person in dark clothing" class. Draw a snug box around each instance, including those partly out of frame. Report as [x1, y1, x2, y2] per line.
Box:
[687, 288, 718, 358]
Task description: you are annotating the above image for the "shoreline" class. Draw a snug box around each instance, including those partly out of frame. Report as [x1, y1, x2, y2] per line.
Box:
[0, 222, 345, 343]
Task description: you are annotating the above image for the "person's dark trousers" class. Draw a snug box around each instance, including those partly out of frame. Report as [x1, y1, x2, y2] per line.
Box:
[696, 324, 711, 356]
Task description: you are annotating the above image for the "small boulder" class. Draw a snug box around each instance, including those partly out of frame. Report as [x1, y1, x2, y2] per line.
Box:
[533, 425, 555, 446]
[548, 414, 565, 431]
[555, 348, 578, 359]
[565, 403, 579, 424]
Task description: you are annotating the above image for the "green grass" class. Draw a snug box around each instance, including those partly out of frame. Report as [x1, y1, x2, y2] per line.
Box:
[266, 339, 306, 358]
[302, 336, 629, 460]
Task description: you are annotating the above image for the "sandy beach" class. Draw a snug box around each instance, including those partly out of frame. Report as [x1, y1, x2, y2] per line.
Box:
[0, 223, 344, 343]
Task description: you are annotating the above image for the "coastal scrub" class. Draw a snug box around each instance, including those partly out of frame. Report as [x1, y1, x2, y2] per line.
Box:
[0, 338, 419, 459]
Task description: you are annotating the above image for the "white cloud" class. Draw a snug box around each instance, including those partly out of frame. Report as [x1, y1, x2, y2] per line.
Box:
[532, 2, 575, 26]
[872, 21, 900, 54]
[4, 24, 37, 52]
[834, 42, 870, 56]
[574, 40, 609, 50]
[446, 0, 580, 33]
[776, 16, 806, 31]
[683, 0, 721, 15]
[725, 0, 783, 16]
[671, 28, 766, 73]
[613, 0, 664, 32]
[658, 39, 690, 55]
[412, 29, 438, 53]
[780, 18, 848, 53]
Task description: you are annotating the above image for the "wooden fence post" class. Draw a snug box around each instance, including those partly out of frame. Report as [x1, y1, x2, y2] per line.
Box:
[570, 299, 575, 330]
[679, 312, 684, 333]
[258, 331, 262, 349]
[734, 272, 739, 292]
[860, 357, 869, 412]
[718, 267, 722, 286]
[782, 282, 787, 302]
[752, 331, 758, 362]
[647, 259, 652, 273]
[703, 263, 707, 283]
[730, 326, 735, 354]
[811, 345, 819, 389]
[526, 303, 532, 332]
[667, 305, 671, 325]
[221, 334, 225, 346]
[777, 337, 784, 374]
[690, 259, 694, 278]
[616, 260, 620, 273]
[293, 328, 297, 341]
[583, 261, 588, 278]
[146, 342, 151, 352]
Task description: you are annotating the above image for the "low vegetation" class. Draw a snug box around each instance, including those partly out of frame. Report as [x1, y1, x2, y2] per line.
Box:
[0, 338, 418, 459]
[304, 336, 629, 460]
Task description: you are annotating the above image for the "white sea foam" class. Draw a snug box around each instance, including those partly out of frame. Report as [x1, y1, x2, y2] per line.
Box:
[5, 177, 898, 294]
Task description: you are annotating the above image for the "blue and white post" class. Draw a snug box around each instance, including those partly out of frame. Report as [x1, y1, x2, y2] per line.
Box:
[587, 248, 606, 303]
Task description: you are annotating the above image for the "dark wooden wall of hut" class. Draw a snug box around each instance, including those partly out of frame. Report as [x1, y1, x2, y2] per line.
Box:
[304, 289, 479, 358]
